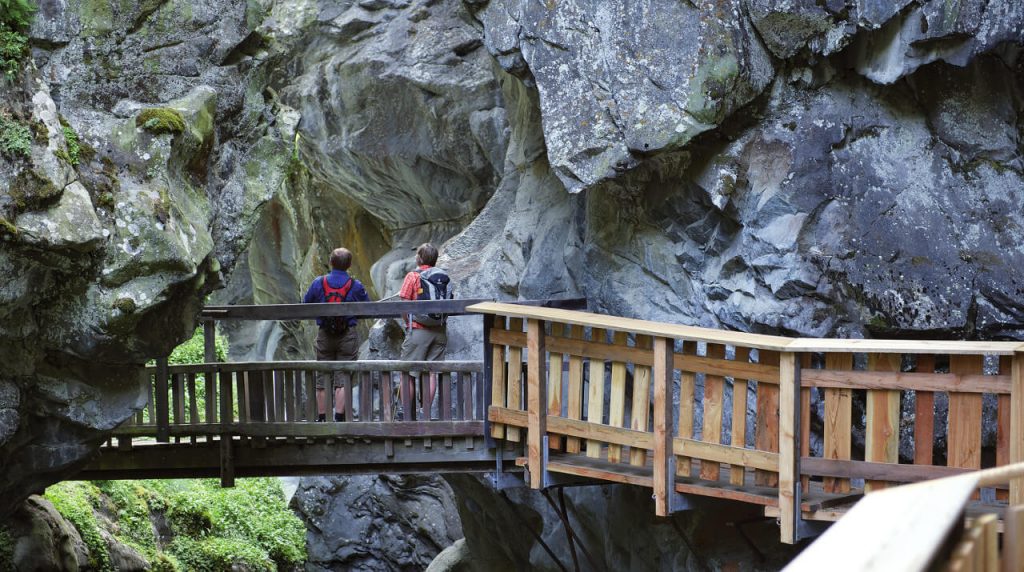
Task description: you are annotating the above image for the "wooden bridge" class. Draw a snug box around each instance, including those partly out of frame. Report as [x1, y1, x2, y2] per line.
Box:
[80, 299, 1024, 546]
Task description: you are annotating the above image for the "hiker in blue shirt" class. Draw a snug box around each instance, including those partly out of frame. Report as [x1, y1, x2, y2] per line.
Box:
[303, 248, 370, 421]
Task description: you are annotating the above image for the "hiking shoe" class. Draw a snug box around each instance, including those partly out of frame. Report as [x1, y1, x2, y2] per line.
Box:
[316, 414, 326, 422]
[334, 412, 345, 422]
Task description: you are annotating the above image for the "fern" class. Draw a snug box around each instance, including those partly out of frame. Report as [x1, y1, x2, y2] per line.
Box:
[0, 0, 36, 30]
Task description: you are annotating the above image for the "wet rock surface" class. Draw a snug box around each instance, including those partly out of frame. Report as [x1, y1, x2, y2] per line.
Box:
[1, 0, 1023, 568]
[291, 474, 463, 572]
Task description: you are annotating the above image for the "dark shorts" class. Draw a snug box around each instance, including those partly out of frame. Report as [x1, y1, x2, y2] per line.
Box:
[315, 327, 359, 389]
[400, 327, 447, 377]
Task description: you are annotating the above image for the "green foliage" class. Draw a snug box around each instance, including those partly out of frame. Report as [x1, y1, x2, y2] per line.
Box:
[136, 108, 186, 135]
[170, 537, 274, 572]
[0, 0, 34, 78]
[168, 326, 228, 366]
[0, 116, 31, 158]
[0, 0, 36, 30]
[0, 24, 28, 78]
[44, 482, 112, 572]
[0, 217, 17, 238]
[60, 120, 81, 165]
[57, 477, 305, 572]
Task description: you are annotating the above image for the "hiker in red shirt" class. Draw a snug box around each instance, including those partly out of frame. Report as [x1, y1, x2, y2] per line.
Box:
[302, 248, 369, 421]
[399, 243, 451, 418]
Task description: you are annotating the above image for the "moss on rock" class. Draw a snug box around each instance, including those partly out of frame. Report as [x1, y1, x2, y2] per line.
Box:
[136, 108, 186, 135]
[112, 297, 137, 314]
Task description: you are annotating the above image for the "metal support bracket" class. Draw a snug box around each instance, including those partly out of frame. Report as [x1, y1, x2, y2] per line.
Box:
[489, 442, 527, 490]
[665, 457, 696, 513]
[541, 435, 552, 488]
[795, 518, 829, 541]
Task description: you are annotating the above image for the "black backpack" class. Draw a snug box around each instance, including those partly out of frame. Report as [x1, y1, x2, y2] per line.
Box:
[411, 267, 452, 327]
[321, 275, 354, 333]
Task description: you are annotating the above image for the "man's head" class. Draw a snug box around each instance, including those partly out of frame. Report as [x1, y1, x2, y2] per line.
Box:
[415, 243, 438, 267]
[329, 248, 353, 271]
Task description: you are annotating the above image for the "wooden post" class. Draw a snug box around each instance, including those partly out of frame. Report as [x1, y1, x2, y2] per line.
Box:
[653, 336, 674, 516]
[479, 313, 495, 444]
[779, 351, 799, 545]
[1011, 351, 1024, 505]
[155, 357, 170, 443]
[548, 323, 564, 450]
[1005, 505, 1024, 572]
[527, 318, 547, 489]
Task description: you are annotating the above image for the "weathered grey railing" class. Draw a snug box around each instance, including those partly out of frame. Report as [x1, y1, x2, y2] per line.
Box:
[93, 298, 584, 483]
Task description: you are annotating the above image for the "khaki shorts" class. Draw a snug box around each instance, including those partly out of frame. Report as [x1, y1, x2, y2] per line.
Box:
[315, 327, 359, 389]
[401, 327, 447, 377]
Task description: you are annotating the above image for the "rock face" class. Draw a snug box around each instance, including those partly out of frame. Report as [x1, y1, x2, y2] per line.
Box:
[2, 0, 1024, 568]
[291, 474, 463, 571]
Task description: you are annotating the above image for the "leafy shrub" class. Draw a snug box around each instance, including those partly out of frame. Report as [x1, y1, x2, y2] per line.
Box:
[136, 108, 186, 135]
[0, 0, 36, 30]
[44, 482, 112, 572]
[0, 0, 34, 78]
[0, 116, 31, 158]
[0, 24, 27, 78]
[170, 537, 274, 572]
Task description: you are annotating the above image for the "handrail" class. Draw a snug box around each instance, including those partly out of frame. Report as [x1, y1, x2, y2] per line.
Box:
[148, 360, 484, 374]
[785, 462, 1024, 571]
[200, 298, 586, 321]
[471, 302, 1024, 546]
[468, 302, 1024, 354]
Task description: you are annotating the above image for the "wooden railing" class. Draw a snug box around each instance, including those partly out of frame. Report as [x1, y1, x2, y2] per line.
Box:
[117, 360, 486, 442]
[786, 462, 1024, 571]
[469, 302, 1024, 544]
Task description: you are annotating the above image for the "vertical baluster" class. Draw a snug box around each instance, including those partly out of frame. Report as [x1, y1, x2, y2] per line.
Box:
[915, 355, 936, 466]
[274, 370, 286, 423]
[361, 370, 372, 422]
[607, 331, 628, 464]
[566, 325, 585, 454]
[630, 335, 653, 467]
[700, 344, 726, 481]
[527, 318, 547, 489]
[382, 371, 394, 422]
[730, 347, 750, 486]
[677, 341, 695, 478]
[506, 318, 524, 443]
[822, 352, 852, 494]
[586, 328, 606, 459]
[304, 370, 316, 423]
[653, 336, 674, 516]
[188, 372, 199, 444]
[172, 372, 185, 444]
[754, 350, 781, 487]
[548, 323, 564, 450]
[865, 353, 901, 492]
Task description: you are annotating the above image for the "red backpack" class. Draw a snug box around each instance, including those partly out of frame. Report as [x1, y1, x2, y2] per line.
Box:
[322, 276, 354, 333]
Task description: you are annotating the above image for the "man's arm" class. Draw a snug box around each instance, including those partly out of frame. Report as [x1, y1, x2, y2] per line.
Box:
[353, 281, 370, 302]
[398, 271, 419, 301]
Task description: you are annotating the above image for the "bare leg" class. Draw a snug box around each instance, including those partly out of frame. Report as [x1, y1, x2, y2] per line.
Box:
[316, 388, 326, 416]
[426, 371, 438, 419]
[335, 386, 346, 419]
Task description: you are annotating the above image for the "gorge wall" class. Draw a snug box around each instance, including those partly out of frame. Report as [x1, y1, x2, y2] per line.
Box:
[1, 0, 1023, 568]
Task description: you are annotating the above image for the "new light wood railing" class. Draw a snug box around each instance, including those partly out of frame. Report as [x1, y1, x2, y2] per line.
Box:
[786, 462, 1024, 571]
[469, 302, 1024, 544]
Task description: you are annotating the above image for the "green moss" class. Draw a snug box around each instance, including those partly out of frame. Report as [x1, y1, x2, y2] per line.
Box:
[0, 217, 17, 238]
[9, 169, 61, 213]
[0, 116, 31, 158]
[135, 108, 186, 135]
[45, 482, 112, 572]
[867, 314, 889, 329]
[154, 187, 171, 222]
[113, 297, 137, 314]
[97, 191, 115, 210]
[0, 0, 36, 30]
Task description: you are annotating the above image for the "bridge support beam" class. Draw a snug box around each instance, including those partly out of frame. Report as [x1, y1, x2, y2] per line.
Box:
[1012, 351, 1024, 505]
[779, 351, 800, 544]
[220, 436, 235, 487]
